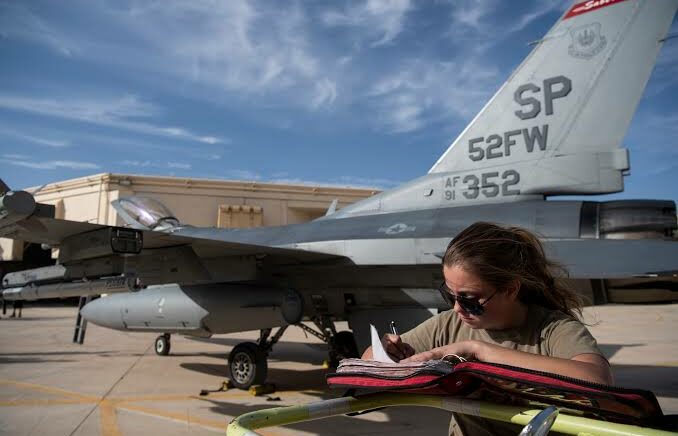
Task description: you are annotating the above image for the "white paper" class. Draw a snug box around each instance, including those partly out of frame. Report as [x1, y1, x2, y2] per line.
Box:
[370, 324, 396, 363]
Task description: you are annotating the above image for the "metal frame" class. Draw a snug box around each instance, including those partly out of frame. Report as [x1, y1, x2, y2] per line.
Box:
[226, 393, 676, 436]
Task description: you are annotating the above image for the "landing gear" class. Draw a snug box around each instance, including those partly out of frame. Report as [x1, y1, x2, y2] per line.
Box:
[228, 342, 268, 389]
[155, 333, 171, 356]
[226, 317, 359, 390]
[331, 330, 360, 360]
[305, 315, 359, 367]
[73, 296, 92, 345]
[277, 318, 359, 369]
[226, 327, 286, 390]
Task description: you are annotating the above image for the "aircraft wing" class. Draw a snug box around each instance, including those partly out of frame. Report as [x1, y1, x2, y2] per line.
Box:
[0, 190, 347, 288]
[1, 215, 344, 264]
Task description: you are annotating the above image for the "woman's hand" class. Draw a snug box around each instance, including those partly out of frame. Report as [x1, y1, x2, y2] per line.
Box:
[402, 340, 613, 385]
[382, 334, 416, 361]
[400, 341, 484, 363]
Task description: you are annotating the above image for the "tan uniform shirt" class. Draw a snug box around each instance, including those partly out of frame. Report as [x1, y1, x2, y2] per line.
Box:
[400, 304, 605, 436]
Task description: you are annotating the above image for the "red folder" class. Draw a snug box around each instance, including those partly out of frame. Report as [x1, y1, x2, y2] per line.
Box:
[327, 360, 674, 429]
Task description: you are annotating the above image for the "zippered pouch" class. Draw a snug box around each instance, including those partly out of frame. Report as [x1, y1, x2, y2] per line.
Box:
[327, 359, 674, 429]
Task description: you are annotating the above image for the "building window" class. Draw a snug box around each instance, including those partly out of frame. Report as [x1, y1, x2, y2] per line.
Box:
[217, 205, 263, 228]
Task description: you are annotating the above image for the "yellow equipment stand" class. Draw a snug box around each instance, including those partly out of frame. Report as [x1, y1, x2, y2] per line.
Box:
[227, 392, 677, 436]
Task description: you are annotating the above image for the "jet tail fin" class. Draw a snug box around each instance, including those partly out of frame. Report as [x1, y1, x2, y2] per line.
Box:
[429, 0, 678, 196]
[329, 0, 678, 218]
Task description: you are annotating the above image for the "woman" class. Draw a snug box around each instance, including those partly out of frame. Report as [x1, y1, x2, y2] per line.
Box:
[362, 222, 612, 435]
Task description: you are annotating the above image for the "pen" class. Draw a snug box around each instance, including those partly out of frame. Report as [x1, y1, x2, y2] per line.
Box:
[389, 321, 399, 336]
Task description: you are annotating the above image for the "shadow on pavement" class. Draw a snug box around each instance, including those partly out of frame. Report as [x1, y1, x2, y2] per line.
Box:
[598, 343, 645, 361]
[611, 364, 678, 398]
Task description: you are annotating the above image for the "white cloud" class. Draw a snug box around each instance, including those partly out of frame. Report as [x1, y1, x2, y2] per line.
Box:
[0, 0, 564, 137]
[199, 136, 220, 145]
[0, 3, 79, 56]
[322, 0, 412, 47]
[311, 79, 338, 108]
[1, 2, 337, 110]
[167, 162, 191, 170]
[449, 0, 496, 34]
[647, 162, 678, 176]
[122, 160, 191, 170]
[0, 94, 224, 144]
[336, 175, 402, 189]
[267, 177, 357, 188]
[508, 0, 568, 33]
[269, 175, 394, 190]
[647, 112, 678, 126]
[201, 170, 394, 189]
[0, 126, 70, 147]
[1, 158, 99, 170]
[646, 31, 678, 96]
[446, 0, 568, 43]
[113, 1, 337, 109]
[223, 170, 262, 181]
[122, 160, 151, 167]
[366, 59, 499, 133]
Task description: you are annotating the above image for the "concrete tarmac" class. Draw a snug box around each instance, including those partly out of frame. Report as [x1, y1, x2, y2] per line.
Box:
[0, 304, 676, 435]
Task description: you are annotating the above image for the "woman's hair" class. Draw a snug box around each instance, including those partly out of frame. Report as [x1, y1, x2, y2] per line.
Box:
[442, 222, 583, 319]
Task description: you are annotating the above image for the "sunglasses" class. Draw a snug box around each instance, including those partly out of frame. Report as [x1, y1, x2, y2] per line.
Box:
[438, 282, 497, 316]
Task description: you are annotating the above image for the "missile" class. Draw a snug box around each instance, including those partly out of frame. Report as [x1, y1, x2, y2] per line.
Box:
[0, 190, 36, 227]
[1, 276, 138, 301]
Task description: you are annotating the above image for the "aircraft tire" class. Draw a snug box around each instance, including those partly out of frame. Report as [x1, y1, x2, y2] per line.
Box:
[332, 331, 359, 359]
[228, 342, 268, 389]
[155, 334, 171, 356]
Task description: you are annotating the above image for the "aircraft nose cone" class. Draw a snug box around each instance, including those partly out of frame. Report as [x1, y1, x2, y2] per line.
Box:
[81, 297, 124, 330]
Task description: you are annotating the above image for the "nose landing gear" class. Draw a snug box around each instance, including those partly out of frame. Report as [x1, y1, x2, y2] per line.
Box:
[154, 333, 171, 356]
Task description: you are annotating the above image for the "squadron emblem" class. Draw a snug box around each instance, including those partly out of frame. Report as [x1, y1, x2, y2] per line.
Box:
[568, 22, 606, 59]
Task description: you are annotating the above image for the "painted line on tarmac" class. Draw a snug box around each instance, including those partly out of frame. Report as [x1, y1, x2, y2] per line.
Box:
[0, 377, 310, 435]
[100, 400, 123, 436]
[0, 378, 121, 435]
[116, 403, 293, 436]
[0, 378, 100, 402]
[0, 398, 94, 406]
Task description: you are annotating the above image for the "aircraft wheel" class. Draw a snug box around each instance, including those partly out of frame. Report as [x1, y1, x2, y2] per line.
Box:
[228, 342, 268, 389]
[154, 334, 171, 356]
[332, 331, 360, 359]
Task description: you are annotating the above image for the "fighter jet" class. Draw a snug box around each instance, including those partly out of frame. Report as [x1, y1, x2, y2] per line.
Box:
[2, 0, 677, 389]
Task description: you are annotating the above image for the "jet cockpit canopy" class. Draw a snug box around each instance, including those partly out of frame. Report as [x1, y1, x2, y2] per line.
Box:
[111, 196, 181, 231]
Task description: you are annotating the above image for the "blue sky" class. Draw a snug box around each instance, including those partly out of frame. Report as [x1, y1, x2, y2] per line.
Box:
[1, 0, 677, 205]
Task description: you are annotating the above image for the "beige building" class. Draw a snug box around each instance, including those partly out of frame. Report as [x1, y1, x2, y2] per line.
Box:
[0, 173, 378, 261]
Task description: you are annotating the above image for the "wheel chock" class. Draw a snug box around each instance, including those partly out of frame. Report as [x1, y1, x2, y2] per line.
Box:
[199, 379, 235, 396]
[249, 383, 276, 396]
[322, 359, 339, 369]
